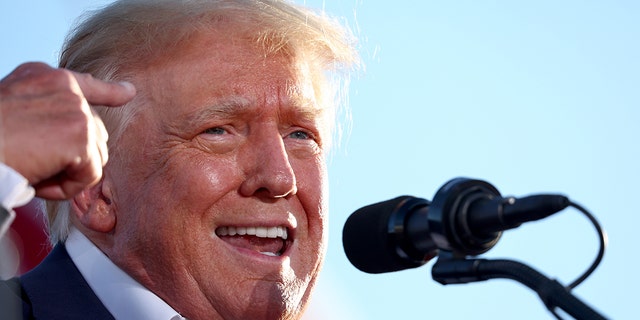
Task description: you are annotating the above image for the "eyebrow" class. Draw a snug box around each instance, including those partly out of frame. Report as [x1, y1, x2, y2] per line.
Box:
[185, 95, 324, 127]
[187, 96, 253, 126]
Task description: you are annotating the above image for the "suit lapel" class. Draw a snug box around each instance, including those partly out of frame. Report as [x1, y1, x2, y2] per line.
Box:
[20, 243, 115, 320]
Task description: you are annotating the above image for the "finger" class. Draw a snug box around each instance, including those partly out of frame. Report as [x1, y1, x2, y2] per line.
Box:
[65, 155, 103, 198]
[72, 72, 137, 107]
[33, 171, 91, 200]
[34, 177, 70, 200]
[33, 117, 106, 200]
[33, 181, 68, 200]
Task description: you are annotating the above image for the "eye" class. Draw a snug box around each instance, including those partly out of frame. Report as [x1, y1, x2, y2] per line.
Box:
[284, 129, 322, 156]
[288, 130, 311, 140]
[202, 127, 227, 135]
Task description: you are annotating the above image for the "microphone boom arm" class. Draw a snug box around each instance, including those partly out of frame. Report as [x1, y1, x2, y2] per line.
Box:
[431, 253, 607, 320]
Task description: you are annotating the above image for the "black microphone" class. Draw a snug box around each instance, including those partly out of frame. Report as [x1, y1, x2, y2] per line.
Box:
[342, 178, 570, 274]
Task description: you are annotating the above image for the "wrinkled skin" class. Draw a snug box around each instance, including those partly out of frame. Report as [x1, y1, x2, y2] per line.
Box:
[73, 30, 329, 320]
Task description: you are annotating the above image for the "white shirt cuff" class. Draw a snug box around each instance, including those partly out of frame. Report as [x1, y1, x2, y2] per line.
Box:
[0, 162, 36, 209]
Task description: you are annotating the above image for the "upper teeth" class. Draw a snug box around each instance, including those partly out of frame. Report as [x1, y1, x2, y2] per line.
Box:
[216, 226, 288, 240]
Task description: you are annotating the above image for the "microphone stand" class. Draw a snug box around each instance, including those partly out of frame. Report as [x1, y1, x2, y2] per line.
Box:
[431, 252, 607, 320]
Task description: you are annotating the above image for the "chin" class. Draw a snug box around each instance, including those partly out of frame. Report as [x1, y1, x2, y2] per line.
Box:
[210, 277, 309, 320]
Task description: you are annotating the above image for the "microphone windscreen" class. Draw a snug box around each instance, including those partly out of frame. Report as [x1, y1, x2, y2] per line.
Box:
[342, 196, 427, 274]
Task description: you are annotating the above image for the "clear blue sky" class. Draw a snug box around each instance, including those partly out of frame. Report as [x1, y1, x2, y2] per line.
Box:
[2, 1, 638, 319]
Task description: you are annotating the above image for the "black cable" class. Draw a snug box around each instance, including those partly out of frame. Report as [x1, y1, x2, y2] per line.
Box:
[566, 201, 607, 290]
[432, 199, 608, 319]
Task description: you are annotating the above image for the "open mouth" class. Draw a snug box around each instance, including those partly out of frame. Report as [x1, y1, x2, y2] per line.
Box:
[215, 226, 291, 257]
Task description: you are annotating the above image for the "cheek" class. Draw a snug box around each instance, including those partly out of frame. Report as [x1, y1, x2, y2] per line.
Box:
[152, 155, 243, 221]
[111, 155, 241, 259]
[172, 157, 233, 196]
[295, 158, 329, 238]
[112, 148, 240, 229]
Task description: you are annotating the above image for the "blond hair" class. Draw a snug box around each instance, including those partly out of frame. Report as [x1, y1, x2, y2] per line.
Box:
[46, 0, 359, 244]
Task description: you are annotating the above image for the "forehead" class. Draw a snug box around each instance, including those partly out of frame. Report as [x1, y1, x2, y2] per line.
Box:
[136, 30, 325, 116]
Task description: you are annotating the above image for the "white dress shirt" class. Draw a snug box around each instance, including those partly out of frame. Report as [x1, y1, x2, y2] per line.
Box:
[65, 226, 188, 320]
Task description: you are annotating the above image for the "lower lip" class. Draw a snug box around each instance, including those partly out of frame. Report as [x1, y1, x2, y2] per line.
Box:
[215, 236, 291, 263]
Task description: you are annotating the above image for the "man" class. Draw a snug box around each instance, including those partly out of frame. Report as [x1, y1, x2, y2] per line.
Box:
[0, 0, 358, 319]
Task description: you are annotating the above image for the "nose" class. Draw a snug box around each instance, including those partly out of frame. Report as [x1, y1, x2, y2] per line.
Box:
[239, 130, 297, 199]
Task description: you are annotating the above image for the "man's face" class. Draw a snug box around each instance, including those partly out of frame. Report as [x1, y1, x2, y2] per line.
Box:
[103, 31, 329, 319]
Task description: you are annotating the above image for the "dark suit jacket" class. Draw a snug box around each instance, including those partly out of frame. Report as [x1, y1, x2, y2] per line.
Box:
[0, 244, 114, 320]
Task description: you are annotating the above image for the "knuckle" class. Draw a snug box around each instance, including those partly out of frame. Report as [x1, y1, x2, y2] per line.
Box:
[45, 69, 77, 88]
[12, 67, 79, 94]
[12, 62, 51, 75]
[2, 63, 57, 91]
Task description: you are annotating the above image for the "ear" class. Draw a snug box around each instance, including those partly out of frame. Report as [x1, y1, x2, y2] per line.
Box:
[72, 178, 116, 233]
